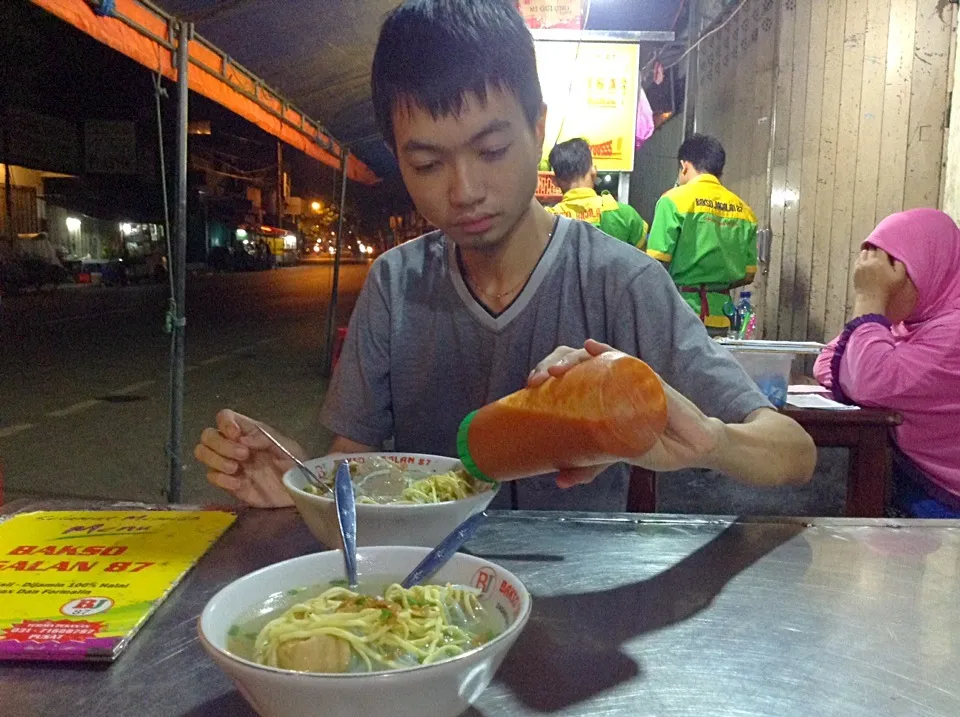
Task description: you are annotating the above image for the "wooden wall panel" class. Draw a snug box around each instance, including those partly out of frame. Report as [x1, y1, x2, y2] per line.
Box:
[875, 0, 917, 221]
[777, 0, 812, 340]
[808, 0, 847, 341]
[903, 1, 951, 209]
[727, 7, 757, 201]
[845, 0, 891, 316]
[746, 0, 778, 337]
[686, 0, 950, 343]
[790, 1, 828, 341]
[823, 0, 868, 340]
[765, 0, 795, 336]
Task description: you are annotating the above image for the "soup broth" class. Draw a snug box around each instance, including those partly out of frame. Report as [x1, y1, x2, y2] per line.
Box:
[227, 576, 503, 674]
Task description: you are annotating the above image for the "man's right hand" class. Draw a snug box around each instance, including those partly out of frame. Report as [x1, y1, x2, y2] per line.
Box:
[194, 409, 303, 508]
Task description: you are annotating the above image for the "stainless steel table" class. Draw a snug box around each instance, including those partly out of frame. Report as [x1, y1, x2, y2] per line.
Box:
[2, 503, 959, 716]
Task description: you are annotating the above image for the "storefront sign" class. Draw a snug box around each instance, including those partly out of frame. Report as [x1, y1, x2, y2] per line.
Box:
[536, 172, 563, 200]
[517, 0, 583, 29]
[536, 41, 640, 173]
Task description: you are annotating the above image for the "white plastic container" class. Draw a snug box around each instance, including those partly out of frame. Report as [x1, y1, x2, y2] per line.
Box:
[729, 349, 794, 408]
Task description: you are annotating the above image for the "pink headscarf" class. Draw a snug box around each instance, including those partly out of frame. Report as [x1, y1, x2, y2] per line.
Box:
[865, 208, 960, 325]
[853, 209, 960, 495]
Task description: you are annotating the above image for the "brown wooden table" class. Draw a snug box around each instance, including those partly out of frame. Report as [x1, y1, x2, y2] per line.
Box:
[627, 407, 903, 517]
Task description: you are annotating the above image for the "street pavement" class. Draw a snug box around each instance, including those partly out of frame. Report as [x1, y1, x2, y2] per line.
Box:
[0, 263, 369, 505]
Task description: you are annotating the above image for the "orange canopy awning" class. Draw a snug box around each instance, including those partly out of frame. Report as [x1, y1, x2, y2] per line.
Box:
[30, 0, 379, 186]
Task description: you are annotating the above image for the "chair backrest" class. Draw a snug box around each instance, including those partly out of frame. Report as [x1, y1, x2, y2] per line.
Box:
[626, 467, 656, 512]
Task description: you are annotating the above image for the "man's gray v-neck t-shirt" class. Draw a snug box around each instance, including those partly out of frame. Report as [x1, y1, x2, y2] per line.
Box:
[320, 216, 769, 511]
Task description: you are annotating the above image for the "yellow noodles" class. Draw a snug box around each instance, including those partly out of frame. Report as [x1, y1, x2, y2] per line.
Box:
[303, 460, 489, 505]
[253, 583, 490, 673]
[397, 470, 480, 504]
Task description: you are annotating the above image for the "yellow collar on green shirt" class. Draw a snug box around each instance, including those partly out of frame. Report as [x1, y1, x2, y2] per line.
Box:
[687, 173, 721, 187]
[561, 187, 600, 202]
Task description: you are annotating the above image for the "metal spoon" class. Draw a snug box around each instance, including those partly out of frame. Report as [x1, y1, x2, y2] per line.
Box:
[255, 424, 330, 495]
[334, 461, 358, 589]
[400, 511, 487, 589]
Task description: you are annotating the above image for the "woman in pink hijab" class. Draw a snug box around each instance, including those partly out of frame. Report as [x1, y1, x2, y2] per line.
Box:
[814, 208, 960, 518]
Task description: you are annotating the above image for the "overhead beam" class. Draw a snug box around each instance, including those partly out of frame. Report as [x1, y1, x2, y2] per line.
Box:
[530, 29, 676, 43]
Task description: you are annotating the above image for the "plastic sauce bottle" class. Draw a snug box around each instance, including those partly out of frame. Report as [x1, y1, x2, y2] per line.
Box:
[456, 351, 668, 483]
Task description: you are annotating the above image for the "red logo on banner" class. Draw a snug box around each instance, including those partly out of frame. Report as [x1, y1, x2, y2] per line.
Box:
[517, 0, 583, 30]
[536, 172, 563, 200]
[2, 619, 105, 643]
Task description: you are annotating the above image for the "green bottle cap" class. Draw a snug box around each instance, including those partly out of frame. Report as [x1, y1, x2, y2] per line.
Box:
[456, 410, 496, 485]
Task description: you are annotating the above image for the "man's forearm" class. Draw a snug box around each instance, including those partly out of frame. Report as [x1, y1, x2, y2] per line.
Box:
[701, 409, 816, 486]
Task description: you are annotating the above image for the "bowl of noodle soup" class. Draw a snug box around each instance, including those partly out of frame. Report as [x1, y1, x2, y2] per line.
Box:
[198, 546, 531, 717]
[282, 453, 498, 548]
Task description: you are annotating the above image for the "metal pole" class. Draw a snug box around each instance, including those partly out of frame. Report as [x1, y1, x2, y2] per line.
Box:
[3, 163, 11, 236]
[166, 20, 192, 504]
[682, 0, 701, 138]
[323, 147, 349, 377]
[276, 138, 284, 227]
[2, 107, 12, 235]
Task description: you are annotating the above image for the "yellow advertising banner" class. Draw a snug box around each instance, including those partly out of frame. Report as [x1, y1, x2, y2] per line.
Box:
[517, 0, 583, 29]
[536, 41, 640, 173]
[0, 510, 235, 661]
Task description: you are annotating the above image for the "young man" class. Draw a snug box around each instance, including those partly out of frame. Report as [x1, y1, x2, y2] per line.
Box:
[546, 138, 648, 248]
[647, 134, 758, 333]
[195, 0, 815, 512]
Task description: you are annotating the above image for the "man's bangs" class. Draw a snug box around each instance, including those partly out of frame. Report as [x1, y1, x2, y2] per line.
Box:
[388, 77, 521, 128]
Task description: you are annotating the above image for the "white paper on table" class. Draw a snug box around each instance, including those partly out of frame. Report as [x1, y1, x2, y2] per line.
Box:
[786, 394, 861, 410]
[788, 384, 830, 394]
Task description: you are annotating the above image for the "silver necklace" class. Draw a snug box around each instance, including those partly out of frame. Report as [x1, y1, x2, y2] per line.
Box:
[465, 268, 534, 301]
[461, 217, 558, 301]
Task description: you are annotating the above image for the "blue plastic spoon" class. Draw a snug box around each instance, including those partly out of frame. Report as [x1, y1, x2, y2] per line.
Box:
[334, 461, 358, 589]
[400, 511, 488, 589]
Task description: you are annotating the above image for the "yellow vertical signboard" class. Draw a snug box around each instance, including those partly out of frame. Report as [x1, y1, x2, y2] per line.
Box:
[536, 41, 641, 173]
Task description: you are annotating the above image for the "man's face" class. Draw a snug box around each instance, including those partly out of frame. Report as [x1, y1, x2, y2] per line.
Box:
[392, 87, 546, 250]
[677, 160, 695, 186]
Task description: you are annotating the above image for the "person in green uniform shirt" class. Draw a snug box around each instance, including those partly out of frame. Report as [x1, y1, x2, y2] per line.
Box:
[546, 138, 648, 248]
[647, 134, 758, 333]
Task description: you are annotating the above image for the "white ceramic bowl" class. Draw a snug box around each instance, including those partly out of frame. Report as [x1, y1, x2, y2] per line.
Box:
[282, 453, 498, 548]
[199, 546, 531, 717]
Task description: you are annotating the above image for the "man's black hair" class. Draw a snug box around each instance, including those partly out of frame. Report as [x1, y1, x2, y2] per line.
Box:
[371, 0, 543, 149]
[678, 134, 726, 178]
[548, 138, 594, 182]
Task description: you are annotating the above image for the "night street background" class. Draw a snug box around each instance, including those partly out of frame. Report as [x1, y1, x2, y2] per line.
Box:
[0, 263, 368, 504]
